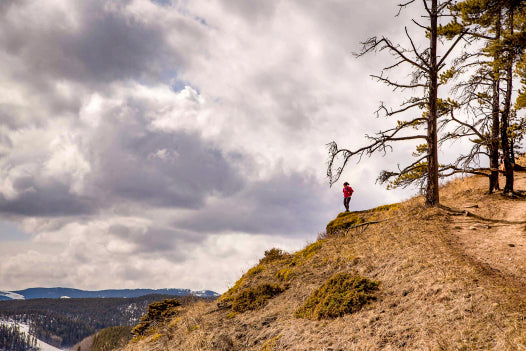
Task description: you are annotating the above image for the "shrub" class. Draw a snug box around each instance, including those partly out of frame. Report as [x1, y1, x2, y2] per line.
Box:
[132, 299, 182, 336]
[259, 248, 287, 264]
[232, 284, 285, 312]
[217, 277, 246, 308]
[295, 272, 379, 320]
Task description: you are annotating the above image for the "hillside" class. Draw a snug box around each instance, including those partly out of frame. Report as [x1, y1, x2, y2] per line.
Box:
[120, 172, 526, 350]
[0, 294, 211, 348]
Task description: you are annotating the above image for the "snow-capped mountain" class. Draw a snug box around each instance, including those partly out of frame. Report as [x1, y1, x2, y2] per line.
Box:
[0, 287, 219, 301]
[0, 291, 24, 301]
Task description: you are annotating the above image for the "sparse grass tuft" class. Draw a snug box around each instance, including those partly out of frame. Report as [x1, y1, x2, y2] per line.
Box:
[373, 203, 400, 212]
[298, 241, 323, 259]
[232, 284, 286, 312]
[295, 272, 379, 320]
[275, 267, 296, 281]
[149, 333, 163, 343]
[260, 335, 282, 351]
[246, 265, 264, 276]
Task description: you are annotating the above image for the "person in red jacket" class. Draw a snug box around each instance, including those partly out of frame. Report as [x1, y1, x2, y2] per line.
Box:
[343, 182, 354, 212]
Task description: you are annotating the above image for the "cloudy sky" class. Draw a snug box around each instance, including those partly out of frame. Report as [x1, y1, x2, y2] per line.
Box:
[0, 0, 433, 293]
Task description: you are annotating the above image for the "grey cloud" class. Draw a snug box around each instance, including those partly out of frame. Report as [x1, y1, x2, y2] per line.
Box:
[109, 223, 205, 259]
[0, 0, 205, 89]
[0, 178, 94, 217]
[217, 0, 277, 23]
[5, 3, 163, 84]
[89, 108, 244, 210]
[174, 172, 334, 236]
[0, 104, 243, 217]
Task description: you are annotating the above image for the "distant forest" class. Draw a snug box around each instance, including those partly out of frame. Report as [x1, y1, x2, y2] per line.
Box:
[0, 294, 211, 348]
[0, 323, 38, 351]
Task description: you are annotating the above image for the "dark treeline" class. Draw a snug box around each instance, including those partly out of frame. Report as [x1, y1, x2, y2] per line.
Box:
[0, 323, 38, 351]
[90, 325, 134, 351]
[0, 294, 210, 348]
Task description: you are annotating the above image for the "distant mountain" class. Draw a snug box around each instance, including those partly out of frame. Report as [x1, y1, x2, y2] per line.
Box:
[0, 293, 213, 348]
[0, 288, 219, 301]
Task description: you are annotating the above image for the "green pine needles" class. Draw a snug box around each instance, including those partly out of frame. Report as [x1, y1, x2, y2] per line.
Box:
[295, 272, 379, 320]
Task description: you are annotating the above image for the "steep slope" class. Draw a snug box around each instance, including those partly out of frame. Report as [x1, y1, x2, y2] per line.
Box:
[121, 173, 526, 350]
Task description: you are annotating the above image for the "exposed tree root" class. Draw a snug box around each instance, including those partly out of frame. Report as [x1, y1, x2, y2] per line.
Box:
[438, 204, 526, 224]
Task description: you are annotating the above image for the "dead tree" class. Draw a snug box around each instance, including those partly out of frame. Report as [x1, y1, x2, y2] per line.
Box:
[327, 0, 466, 206]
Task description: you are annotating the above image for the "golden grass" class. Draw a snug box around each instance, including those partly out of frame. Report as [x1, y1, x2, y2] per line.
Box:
[120, 172, 526, 351]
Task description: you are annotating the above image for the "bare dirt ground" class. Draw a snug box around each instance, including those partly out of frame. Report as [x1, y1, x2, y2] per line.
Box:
[440, 173, 526, 296]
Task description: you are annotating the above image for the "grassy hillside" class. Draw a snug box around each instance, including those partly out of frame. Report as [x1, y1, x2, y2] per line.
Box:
[120, 172, 526, 350]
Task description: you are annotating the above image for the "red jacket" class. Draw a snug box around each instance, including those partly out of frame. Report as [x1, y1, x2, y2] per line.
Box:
[343, 185, 354, 198]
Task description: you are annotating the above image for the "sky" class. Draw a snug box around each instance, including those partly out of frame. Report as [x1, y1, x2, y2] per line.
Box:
[0, 0, 439, 293]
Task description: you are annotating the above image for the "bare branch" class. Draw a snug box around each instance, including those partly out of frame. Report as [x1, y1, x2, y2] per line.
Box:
[371, 75, 427, 90]
[412, 19, 428, 30]
[376, 101, 426, 117]
[405, 27, 427, 65]
[438, 31, 467, 67]
[396, 0, 417, 16]
[356, 37, 430, 72]
[422, 0, 431, 15]
[448, 110, 485, 140]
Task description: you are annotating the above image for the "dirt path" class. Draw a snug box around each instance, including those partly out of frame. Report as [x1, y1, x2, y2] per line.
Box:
[443, 173, 526, 293]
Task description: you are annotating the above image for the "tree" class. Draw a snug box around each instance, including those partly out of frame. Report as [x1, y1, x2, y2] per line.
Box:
[446, 0, 526, 194]
[327, 0, 466, 206]
[438, 0, 504, 193]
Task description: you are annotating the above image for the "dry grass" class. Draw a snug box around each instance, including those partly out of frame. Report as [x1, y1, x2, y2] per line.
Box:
[120, 170, 526, 351]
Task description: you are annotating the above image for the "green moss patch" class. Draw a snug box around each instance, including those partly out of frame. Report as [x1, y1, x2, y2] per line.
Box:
[373, 203, 400, 212]
[326, 212, 364, 236]
[132, 299, 182, 336]
[295, 272, 379, 320]
[232, 284, 286, 312]
[326, 203, 400, 236]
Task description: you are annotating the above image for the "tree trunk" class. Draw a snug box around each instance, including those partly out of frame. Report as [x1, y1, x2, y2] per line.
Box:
[489, 11, 501, 193]
[426, 0, 440, 206]
[502, 8, 514, 194]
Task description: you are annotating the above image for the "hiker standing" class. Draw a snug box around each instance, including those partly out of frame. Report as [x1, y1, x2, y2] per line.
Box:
[343, 182, 354, 212]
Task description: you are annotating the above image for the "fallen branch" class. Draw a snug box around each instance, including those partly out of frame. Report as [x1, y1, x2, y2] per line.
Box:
[344, 215, 403, 235]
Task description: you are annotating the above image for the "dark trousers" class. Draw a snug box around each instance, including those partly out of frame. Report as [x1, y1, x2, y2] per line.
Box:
[344, 197, 351, 211]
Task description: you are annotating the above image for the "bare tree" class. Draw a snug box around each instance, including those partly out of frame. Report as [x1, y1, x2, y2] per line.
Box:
[327, 0, 465, 206]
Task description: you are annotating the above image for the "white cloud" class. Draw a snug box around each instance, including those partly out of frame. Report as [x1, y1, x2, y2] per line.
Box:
[0, 0, 444, 292]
